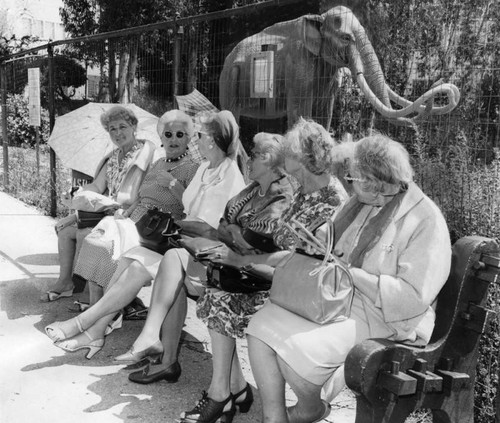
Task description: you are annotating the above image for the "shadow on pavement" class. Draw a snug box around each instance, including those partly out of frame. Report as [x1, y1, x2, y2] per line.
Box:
[1, 277, 262, 422]
[17, 253, 60, 266]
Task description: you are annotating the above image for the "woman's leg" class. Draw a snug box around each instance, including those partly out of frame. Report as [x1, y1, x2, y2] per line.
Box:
[248, 334, 288, 423]
[131, 249, 187, 351]
[206, 329, 237, 401]
[277, 357, 326, 423]
[46, 258, 151, 340]
[43, 226, 77, 296]
[158, 287, 188, 368]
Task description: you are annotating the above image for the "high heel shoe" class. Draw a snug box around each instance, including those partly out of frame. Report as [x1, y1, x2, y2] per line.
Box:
[54, 331, 104, 359]
[104, 312, 123, 336]
[232, 383, 253, 413]
[45, 316, 84, 342]
[113, 340, 163, 364]
[128, 361, 181, 384]
[180, 391, 235, 423]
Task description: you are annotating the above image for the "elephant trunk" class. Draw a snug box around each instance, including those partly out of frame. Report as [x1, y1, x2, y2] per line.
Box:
[349, 25, 391, 108]
[348, 16, 461, 125]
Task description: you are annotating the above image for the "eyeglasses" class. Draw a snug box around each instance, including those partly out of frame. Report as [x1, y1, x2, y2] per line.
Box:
[343, 173, 365, 184]
[164, 131, 186, 139]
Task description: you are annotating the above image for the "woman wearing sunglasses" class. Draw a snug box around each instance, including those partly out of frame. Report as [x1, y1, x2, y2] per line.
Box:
[44, 110, 247, 361]
[44, 109, 200, 355]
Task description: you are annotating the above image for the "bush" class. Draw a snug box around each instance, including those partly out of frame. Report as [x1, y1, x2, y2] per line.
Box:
[6, 94, 50, 147]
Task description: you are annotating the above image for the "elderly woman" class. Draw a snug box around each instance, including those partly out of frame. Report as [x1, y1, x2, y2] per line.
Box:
[41, 105, 156, 303]
[176, 118, 348, 423]
[45, 110, 247, 359]
[246, 134, 452, 423]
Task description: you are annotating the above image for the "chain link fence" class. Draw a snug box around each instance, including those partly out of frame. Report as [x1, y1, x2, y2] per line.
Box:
[0, 1, 499, 421]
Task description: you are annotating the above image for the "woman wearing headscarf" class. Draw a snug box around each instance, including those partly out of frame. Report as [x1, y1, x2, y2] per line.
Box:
[44, 110, 247, 360]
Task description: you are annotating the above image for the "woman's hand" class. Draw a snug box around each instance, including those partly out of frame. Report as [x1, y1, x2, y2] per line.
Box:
[156, 172, 176, 187]
[226, 224, 254, 253]
[205, 244, 246, 268]
[114, 208, 127, 219]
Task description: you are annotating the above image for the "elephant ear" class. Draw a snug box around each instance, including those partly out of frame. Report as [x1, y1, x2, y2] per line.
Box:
[302, 14, 324, 56]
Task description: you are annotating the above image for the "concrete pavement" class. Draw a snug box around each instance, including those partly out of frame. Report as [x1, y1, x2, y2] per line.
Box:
[0, 191, 356, 423]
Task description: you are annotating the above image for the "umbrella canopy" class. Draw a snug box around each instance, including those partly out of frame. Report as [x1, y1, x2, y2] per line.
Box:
[48, 102, 162, 178]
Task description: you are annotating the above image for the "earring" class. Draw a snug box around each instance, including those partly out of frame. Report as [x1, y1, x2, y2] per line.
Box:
[208, 144, 214, 150]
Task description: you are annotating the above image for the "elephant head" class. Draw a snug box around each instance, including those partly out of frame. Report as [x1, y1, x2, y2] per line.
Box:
[302, 6, 460, 126]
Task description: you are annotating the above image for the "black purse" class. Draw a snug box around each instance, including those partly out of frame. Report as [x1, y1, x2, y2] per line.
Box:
[75, 210, 106, 229]
[206, 262, 274, 294]
[135, 208, 179, 254]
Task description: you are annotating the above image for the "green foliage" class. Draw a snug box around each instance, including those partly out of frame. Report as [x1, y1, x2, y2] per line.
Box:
[6, 55, 87, 107]
[4, 146, 71, 217]
[6, 94, 50, 147]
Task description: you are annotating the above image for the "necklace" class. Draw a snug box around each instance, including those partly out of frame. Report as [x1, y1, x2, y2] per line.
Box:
[165, 150, 188, 163]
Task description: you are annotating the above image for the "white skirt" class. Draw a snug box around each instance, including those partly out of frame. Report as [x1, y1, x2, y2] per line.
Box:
[122, 246, 206, 297]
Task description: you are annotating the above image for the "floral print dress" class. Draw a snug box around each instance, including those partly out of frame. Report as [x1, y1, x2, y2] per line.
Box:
[196, 176, 347, 339]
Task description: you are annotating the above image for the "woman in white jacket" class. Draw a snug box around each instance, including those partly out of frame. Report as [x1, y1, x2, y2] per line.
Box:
[247, 134, 452, 423]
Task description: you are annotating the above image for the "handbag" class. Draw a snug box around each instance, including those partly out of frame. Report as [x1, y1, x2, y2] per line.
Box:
[135, 208, 179, 254]
[206, 262, 274, 294]
[75, 210, 106, 229]
[179, 236, 275, 294]
[270, 219, 354, 324]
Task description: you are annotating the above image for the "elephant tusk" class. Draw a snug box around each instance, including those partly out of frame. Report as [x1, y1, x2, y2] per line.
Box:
[356, 73, 461, 123]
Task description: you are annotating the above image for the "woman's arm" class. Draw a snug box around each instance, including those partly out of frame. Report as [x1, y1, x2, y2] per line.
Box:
[177, 220, 219, 240]
[83, 163, 108, 194]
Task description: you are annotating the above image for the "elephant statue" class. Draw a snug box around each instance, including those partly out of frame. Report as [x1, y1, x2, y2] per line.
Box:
[219, 5, 460, 130]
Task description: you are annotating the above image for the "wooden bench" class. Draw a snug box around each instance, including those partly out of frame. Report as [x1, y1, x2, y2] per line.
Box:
[344, 236, 500, 423]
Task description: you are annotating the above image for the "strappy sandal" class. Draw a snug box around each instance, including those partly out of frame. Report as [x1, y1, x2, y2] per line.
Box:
[68, 300, 90, 313]
[40, 289, 74, 303]
[45, 316, 84, 342]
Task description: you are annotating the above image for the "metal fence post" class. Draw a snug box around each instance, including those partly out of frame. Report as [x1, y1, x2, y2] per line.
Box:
[1, 62, 8, 190]
[172, 24, 183, 102]
[47, 44, 57, 217]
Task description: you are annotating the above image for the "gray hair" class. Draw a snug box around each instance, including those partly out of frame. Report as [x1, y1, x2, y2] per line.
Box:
[354, 134, 414, 193]
[157, 109, 194, 138]
[253, 132, 285, 175]
[283, 117, 336, 175]
[100, 106, 138, 131]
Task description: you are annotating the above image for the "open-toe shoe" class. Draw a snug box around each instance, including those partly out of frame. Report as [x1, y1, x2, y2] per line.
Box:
[40, 288, 74, 303]
[180, 391, 235, 423]
[45, 316, 84, 342]
[55, 331, 104, 359]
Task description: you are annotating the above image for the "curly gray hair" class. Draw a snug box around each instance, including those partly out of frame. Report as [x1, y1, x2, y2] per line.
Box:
[283, 117, 337, 175]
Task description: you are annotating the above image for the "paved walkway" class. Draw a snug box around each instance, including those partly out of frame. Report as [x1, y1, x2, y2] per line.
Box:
[0, 191, 356, 423]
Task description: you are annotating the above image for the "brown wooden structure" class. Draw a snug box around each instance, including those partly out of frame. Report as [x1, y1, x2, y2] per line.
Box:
[345, 236, 500, 423]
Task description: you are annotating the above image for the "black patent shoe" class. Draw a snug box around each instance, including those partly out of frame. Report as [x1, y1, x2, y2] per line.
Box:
[233, 383, 253, 413]
[180, 391, 235, 423]
[128, 361, 181, 385]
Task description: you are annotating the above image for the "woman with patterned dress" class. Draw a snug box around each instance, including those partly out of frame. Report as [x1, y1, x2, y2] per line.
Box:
[44, 110, 199, 356]
[176, 119, 348, 423]
[41, 105, 156, 303]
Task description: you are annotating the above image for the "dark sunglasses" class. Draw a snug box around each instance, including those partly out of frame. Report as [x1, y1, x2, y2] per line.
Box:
[164, 131, 186, 139]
